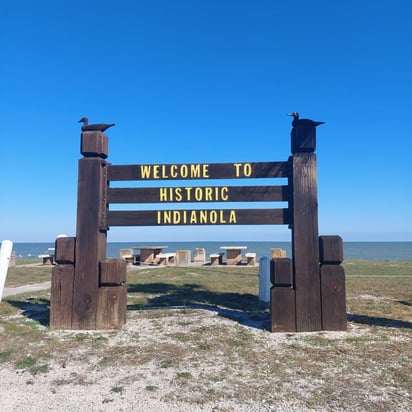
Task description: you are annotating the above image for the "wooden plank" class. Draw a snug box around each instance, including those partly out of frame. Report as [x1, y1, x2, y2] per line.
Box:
[50, 264, 74, 329]
[107, 208, 289, 226]
[319, 235, 344, 264]
[107, 185, 290, 204]
[107, 161, 290, 181]
[96, 286, 127, 329]
[270, 286, 296, 332]
[291, 153, 321, 331]
[320, 265, 347, 331]
[54, 237, 76, 264]
[72, 158, 108, 330]
[270, 258, 293, 286]
[100, 259, 127, 286]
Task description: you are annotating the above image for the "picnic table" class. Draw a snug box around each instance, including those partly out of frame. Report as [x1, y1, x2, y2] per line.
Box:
[219, 245, 247, 265]
[132, 245, 168, 265]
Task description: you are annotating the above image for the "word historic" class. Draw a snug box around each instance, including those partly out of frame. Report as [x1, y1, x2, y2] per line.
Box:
[157, 209, 237, 225]
[159, 186, 229, 202]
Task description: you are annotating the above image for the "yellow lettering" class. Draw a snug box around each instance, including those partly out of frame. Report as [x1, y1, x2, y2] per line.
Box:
[164, 210, 171, 224]
[153, 165, 160, 179]
[195, 187, 203, 201]
[233, 163, 242, 177]
[140, 165, 151, 179]
[200, 210, 208, 223]
[222, 187, 229, 200]
[204, 187, 212, 201]
[229, 210, 237, 223]
[161, 165, 168, 178]
[203, 164, 209, 178]
[157, 209, 237, 225]
[190, 164, 200, 178]
[190, 210, 197, 224]
[170, 165, 178, 178]
[159, 188, 167, 202]
[175, 188, 182, 201]
[233, 163, 252, 177]
[219, 210, 226, 223]
[180, 165, 188, 178]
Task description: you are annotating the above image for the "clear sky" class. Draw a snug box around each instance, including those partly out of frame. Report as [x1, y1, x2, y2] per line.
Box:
[1, 0, 411, 243]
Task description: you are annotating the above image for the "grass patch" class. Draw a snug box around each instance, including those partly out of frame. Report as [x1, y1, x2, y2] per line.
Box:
[5, 264, 52, 287]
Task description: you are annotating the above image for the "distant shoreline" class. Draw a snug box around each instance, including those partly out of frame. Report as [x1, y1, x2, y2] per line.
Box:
[6, 241, 412, 262]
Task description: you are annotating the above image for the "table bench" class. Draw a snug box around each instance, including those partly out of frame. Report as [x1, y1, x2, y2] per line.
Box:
[245, 252, 257, 266]
[210, 253, 223, 266]
[157, 252, 176, 265]
[39, 254, 54, 265]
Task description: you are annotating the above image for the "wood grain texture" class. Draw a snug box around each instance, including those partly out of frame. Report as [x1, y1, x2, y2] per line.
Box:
[291, 153, 321, 331]
[54, 237, 76, 264]
[270, 286, 296, 332]
[50, 264, 74, 329]
[96, 286, 127, 329]
[72, 158, 108, 329]
[107, 208, 289, 226]
[107, 161, 290, 181]
[107, 185, 290, 203]
[320, 265, 347, 331]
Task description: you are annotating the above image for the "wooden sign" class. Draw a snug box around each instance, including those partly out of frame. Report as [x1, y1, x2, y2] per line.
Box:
[108, 161, 290, 181]
[106, 161, 290, 227]
[108, 185, 289, 203]
[107, 208, 289, 226]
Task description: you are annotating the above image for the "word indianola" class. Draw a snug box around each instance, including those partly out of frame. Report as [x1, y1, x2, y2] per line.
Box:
[157, 209, 237, 224]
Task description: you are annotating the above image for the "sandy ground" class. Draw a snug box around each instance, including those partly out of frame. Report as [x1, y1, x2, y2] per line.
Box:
[1, 303, 309, 412]
[1, 273, 410, 411]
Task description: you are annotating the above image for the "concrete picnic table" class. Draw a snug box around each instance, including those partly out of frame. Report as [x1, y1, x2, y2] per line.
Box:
[132, 246, 168, 265]
[219, 245, 247, 265]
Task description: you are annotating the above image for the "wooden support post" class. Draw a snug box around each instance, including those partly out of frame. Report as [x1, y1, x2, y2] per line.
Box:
[100, 259, 127, 286]
[72, 132, 108, 329]
[270, 287, 296, 332]
[54, 237, 76, 264]
[270, 258, 296, 332]
[319, 236, 347, 331]
[291, 131, 322, 332]
[270, 258, 293, 286]
[50, 264, 74, 329]
[96, 286, 127, 329]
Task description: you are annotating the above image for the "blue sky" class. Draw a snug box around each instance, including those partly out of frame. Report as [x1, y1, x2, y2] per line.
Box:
[1, 0, 411, 243]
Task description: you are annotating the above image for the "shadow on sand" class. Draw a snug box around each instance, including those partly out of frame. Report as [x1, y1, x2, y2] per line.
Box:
[127, 282, 270, 330]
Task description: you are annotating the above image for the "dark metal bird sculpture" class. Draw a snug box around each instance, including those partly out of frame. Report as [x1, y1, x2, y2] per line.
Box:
[288, 112, 324, 127]
[78, 117, 115, 132]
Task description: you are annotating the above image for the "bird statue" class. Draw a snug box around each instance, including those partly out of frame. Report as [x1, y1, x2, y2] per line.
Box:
[288, 112, 324, 128]
[78, 117, 115, 132]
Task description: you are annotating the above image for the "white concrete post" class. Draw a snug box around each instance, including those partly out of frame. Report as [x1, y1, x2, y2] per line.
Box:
[175, 250, 191, 267]
[258, 256, 270, 306]
[0, 240, 13, 302]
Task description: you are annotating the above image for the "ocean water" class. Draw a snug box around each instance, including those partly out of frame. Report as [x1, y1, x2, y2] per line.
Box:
[6, 241, 412, 261]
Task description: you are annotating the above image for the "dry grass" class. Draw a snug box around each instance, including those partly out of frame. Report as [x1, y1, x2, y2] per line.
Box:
[0, 260, 411, 411]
